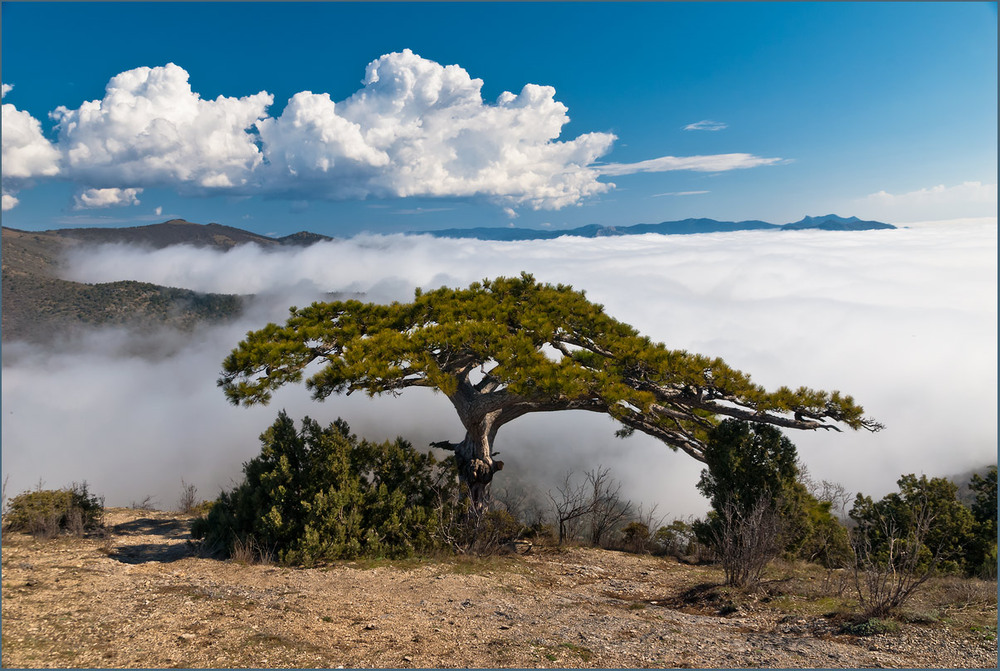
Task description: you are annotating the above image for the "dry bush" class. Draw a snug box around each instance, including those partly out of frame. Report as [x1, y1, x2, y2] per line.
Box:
[851, 497, 938, 618]
[178, 479, 199, 514]
[711, 497, 782, 588]
[130, 495, 158, 511]
[230, 536, 274, 565]
[820, 568, 853, 598]
[934, 575, 998, 610]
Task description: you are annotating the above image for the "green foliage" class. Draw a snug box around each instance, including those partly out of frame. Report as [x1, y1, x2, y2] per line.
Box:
[694, 419, 851, 575]
[620, 521, 651, 554]
[967, 466, 998, 578]
[842, 617, 900, 637]
[218, 274, 878, 467]
[4, 483, 104, 537]
[780, 480, 853, 568]
[850, 474, 975, 575]
[653, 519, 699, 557]
[191, 412, 458, 565]
[696, 419, 798, 515]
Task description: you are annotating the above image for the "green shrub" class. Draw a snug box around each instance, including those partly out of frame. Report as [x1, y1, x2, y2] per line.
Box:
[191, 412, 459, 565]
[850, 474, 975, 575]
[967, 466, 997, 578]
[4, 483, 104, 537]
[842, 617, 900, 637]
[654, 519, 708, 559]
[621, 521, 651, 554]
[781, 481, 853, 568]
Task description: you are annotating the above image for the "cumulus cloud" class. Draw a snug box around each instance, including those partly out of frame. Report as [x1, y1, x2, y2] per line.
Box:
[684, 119, 728, 131]
[255, 50, 616, 209]
[1, 93, 62, 209]
[1, 102, 62, 179]
[856, 181, 998, 223]
[73, 187, 143, 209]
[51, 63, 273, 191]
[21, 222, 994, 515]
[2, 53, 786, 212]
[597, 153, 782, 176]
[2, 83, 12, 98]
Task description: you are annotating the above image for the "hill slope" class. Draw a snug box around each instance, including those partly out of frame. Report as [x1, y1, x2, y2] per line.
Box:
[1, 225, 245, 344]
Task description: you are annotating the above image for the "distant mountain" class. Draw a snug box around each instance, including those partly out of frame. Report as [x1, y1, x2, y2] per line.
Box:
[781, 214, 895, 231]
[45, 219, 281, 249]
[278, 231, 335, 246]
[1, 225, 245, 344]
[12, 219, 336, 251]
[420, 215, 894, 241]
[1, 221, 343, 345]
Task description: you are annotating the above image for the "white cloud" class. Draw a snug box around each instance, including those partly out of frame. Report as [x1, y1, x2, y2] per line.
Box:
[73, 187, 143, 209]
[652, 190, 710, 197]
[856, 181, 997, 223]
[684, 120, 727, 131]
[154, 206, 163, 216]
[0, 55, 786, 212]
[597, 153, 783, 176]
[2, 83, 12, 98]
[256, 49, 616, 209]
[1, 96, 62, 209]
[2, 102, 61, 180]
[38, 223, 996, 516]
[51, 63, 272, 191]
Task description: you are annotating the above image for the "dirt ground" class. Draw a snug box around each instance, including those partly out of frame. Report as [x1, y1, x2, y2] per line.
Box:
[1, 508, 996, 668]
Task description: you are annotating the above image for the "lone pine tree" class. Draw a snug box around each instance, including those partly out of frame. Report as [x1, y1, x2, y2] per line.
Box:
[219, 274, 881, 508]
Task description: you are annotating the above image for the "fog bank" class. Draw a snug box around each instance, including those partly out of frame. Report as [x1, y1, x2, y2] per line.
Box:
[3, 222, 996, 518]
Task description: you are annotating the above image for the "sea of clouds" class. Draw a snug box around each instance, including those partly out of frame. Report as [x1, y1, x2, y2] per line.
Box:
[3, 221, 996, 518]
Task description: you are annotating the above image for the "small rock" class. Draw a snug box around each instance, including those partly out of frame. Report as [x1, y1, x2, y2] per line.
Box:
[364, 623, 377, 630]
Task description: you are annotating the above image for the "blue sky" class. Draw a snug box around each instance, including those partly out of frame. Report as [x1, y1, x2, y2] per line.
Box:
[2, 2, 997, 237]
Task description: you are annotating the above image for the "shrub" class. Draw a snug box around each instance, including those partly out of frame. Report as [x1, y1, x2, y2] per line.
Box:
[967, 466, 997, 578]
[441, 507, 524, 556]
[178, 479, 199, 514]
[702, 497, 783, 588]
[654, 520, 692, 557]
[842, 617, 900, 637]
[850, 474, 975, 576]
[191, 412, 459, 565]
[621, 521, 651, 554]
[781, 480, 853, 568]
[849, 476, 961, 618]
[4, 483, 104, 537]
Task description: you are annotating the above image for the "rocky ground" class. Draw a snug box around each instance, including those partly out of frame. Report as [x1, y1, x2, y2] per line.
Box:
[2, 508, 996, 668]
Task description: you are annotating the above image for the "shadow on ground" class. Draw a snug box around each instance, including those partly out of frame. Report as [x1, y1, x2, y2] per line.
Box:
[108, 517, 199, 564]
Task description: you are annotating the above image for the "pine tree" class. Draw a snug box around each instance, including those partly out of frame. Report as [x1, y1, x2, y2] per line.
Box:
[219, 274, 881, 508]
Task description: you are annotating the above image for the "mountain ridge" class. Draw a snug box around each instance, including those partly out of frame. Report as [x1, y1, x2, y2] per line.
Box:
[2, 213, 893, 251]
[422, 214, 894, 241]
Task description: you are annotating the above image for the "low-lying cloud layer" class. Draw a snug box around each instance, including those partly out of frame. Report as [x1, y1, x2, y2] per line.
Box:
[4, 223, 996, 517]
[1, 51, 781, 213]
